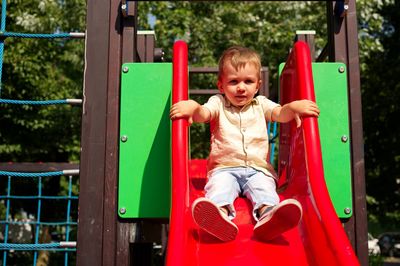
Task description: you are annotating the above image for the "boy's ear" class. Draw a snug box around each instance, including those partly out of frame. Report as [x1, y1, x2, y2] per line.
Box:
[217, 80, 224, 93]
[257, 79, 262, 92]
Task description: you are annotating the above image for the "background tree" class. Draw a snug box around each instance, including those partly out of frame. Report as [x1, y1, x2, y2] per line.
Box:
[0, 0, 85, 162]
[357, 0, 400, 233]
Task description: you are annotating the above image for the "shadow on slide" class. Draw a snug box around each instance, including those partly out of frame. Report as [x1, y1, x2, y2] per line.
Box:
[166, 40, 360, 266]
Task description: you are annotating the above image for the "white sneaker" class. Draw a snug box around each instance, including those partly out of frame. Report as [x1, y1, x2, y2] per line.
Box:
[192, 198, 238, 242]
[253, 199, 302, 241]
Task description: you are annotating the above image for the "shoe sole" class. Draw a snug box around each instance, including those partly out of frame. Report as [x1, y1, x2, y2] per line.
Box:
[254, 200, 302, 241]
[192, 199, 238, 242]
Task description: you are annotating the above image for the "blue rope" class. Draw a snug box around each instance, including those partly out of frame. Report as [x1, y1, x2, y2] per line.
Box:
[0, 98, 82, 105]
[0, 244, 76, 251]
[0, 195, 79, 200]
[2, 177, 11, 266]
[0, 31, 76, 39]
[32, 176, 42, 264]
[0, 243, 60, 250]
[0, 0, 6, 98]
[65, 176, 73, 265]
[0, 99, 67, 105]
[0, 170, 63, 177]
[0, 42, 4, 96]
[0, 220, 77, 226]
[0, 1, 6, 32]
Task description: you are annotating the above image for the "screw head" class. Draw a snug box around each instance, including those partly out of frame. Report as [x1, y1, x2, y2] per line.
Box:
[121, 135, 128, 142]
[344, 207, 352, 215]
[341, 135, 348, 143]
[122, 66, 129, 73]
[338, 66, 345, 73]
[119, 207, 126, 214]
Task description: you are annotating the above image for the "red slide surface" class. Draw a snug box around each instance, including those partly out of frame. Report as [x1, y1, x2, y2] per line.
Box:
[167, 40, 360, 266]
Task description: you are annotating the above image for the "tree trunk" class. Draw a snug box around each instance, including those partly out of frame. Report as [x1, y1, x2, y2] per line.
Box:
[36, 226, 51, 266]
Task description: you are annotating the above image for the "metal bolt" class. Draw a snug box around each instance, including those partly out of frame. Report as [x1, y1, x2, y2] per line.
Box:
[344, 207, 351, 215]
[119, 207, 126, 214]
[121, 135, 128, 142]
[122, 66, 129, 73]
[341, 135, 348, 143]
[338, 66, 345, 73]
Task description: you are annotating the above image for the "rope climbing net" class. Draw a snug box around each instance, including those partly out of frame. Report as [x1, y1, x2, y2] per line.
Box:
[0, 1, 84, 265]
[0, 169, 79, 266]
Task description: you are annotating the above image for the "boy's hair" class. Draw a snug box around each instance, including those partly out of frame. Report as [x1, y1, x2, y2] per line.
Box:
[218, 46, 262, 81]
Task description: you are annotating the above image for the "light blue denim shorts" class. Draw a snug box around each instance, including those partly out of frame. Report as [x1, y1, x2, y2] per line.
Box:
[205, 167, 279, 221]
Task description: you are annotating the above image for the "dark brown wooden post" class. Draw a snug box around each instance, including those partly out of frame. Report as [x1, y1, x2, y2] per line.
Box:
[117, 3, 138, 266]
[76, 0, 112, 263]
[327, 1, 368, 265]
[76, 0, 137, 265]
[137, 31, 156, 62]
[260, 67, 269, 97]
[295, 30, 316, 61]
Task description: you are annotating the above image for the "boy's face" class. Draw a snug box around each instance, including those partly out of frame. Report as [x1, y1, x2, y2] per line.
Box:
[217, 62, 261, 107]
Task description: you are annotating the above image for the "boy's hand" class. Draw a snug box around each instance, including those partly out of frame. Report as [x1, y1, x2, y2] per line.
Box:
[289, 100, 320, 127]
[170, 100, 199, 125]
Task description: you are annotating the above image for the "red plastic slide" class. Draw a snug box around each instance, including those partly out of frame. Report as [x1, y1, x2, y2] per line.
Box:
[167, 40, 360, 266]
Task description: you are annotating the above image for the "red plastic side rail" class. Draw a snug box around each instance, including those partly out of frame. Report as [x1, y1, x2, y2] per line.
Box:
[166, 40, 190, 266]
[281, 41, 360, 266]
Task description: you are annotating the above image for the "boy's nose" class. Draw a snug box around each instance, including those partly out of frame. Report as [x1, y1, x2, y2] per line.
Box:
[237, 83, 245, 92]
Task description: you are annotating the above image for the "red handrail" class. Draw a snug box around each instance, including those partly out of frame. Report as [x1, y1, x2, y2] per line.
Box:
[280, 41, 360, 266]
[166, 40, 190, 266]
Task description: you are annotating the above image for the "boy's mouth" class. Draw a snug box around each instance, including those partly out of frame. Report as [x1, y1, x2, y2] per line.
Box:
[235, 95, 247, 100]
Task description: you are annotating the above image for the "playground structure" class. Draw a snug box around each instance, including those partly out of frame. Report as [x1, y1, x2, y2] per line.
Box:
[0, 1, 368, 266]
[78, 1, 367, 265]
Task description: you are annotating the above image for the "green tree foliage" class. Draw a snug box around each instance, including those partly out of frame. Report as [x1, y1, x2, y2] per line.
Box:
[357, 0, 400, 232]
[0, 0, 86, 162]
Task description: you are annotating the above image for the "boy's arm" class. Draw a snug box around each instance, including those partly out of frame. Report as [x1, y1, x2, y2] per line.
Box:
[170, 99, 211, 125]
[272, 99, 320, 127]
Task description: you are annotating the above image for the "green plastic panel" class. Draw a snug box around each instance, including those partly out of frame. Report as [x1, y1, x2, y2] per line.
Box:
[279, 62, 353, 219]
[118, 63, 172, 218]
[313, 63, 353, 219]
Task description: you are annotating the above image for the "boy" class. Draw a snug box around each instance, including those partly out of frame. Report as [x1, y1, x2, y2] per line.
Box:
[170, 46, 320, 242]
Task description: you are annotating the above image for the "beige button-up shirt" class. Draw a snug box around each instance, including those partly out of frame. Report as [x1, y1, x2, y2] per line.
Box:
[203, 94, 280, 180]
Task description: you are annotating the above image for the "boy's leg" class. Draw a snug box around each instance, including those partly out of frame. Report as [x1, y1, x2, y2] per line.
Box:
[242, 169, 302, 240]
[242, 169, 280, 221]
[253, 199, 302, 241]
[192, 168, 241, 241]
[192, 198, 238, 242]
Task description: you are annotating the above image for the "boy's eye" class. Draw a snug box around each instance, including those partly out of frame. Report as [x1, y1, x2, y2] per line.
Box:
[228, 80, 238, 85]
[245, 79, 255, 84]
